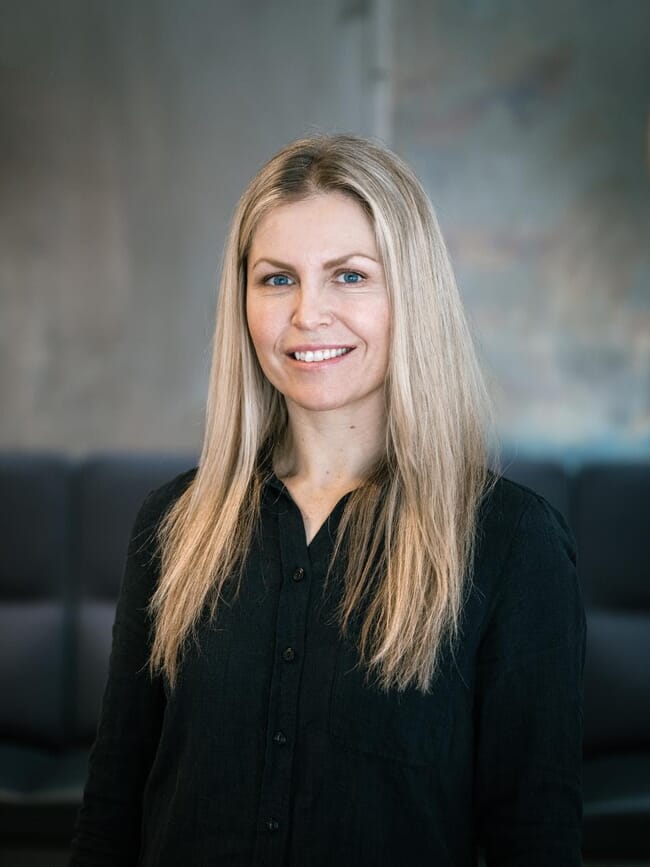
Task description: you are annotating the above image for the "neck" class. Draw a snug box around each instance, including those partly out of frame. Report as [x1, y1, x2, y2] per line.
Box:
[275, 398, 386, 492]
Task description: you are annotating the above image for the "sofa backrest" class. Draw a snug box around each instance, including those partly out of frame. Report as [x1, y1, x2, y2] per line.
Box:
[0, 454, 71, 748]
[571, 462, 650, 756]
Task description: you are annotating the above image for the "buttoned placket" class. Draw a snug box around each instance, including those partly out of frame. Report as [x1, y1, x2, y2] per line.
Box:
[252, 480, 314, 866]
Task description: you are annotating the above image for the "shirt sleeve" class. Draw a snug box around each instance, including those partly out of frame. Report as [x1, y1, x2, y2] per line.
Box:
[69, 490, 167, 867]
[473, 493, 587, 867]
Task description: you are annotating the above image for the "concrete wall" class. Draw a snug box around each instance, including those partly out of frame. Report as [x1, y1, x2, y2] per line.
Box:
[1, 0, 648, 459]
[0, 0, 381, 453]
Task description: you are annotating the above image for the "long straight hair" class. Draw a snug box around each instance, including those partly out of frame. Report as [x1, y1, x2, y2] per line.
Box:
[149, 133, 498, 692]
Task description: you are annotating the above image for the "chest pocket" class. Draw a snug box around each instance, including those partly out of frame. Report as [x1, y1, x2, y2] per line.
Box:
[327, 635, 452, 768]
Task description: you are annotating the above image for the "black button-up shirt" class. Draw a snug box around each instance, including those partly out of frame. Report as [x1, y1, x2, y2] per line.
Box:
[70, 466, 586, 866]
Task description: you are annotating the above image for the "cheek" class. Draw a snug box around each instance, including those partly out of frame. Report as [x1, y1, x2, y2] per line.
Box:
[246, 301, 267, 352]
[370, 304, 391, 356]
[246, 307, 281, 370]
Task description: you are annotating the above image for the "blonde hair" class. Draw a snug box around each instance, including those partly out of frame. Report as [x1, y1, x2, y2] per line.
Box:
[149, 133, 497, 692]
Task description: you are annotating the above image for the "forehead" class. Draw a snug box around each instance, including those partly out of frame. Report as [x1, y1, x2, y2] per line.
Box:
[249, 192, 376, 258]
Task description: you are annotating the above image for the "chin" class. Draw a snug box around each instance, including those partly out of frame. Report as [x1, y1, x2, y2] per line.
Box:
[285, 390, 356, 413]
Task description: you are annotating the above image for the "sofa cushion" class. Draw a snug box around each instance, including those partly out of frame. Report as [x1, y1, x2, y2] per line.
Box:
[582, 752, 650, 858]
[0, 743, 88, 842]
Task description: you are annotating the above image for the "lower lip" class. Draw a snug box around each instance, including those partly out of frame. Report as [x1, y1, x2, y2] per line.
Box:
[287, 349, 354, 370]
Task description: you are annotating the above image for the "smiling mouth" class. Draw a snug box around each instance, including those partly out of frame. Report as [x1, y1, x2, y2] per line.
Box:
[290, 347, 353, 363]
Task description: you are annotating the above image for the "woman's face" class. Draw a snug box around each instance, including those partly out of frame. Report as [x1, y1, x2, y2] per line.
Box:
[246, 192, 390, 419]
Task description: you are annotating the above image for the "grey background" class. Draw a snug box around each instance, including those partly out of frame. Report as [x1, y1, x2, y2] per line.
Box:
[1, 0, 648, 460]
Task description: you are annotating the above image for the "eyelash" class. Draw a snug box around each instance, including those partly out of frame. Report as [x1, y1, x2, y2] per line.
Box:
[261, 270, 366, 287]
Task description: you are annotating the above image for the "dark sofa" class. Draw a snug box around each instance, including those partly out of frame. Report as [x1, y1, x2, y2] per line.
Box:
[1, 451, 648, 861]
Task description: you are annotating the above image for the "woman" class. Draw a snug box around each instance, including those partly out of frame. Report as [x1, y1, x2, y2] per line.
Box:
[70, 133, 586, 866]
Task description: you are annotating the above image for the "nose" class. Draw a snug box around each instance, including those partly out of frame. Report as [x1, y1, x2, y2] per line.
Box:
[291, 284, 333, 330]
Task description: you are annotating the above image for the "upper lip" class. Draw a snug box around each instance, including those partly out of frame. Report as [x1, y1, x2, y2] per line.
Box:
[286, 344, 354, 354]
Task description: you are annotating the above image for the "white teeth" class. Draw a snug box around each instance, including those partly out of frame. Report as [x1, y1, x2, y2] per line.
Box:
[293, 347, 351, 363]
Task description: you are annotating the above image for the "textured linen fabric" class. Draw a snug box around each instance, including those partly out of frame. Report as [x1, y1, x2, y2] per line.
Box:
[70, 467, 586, 866]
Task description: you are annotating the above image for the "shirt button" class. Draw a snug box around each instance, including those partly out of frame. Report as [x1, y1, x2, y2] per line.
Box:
[282, 647, 295, 662]
[267, 818, 280, 833]
[292, 567, 305, 582]
[273, 730, 287, 745]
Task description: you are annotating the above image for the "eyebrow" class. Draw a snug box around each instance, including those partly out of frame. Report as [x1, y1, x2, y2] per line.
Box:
[250, 252, 378, 271]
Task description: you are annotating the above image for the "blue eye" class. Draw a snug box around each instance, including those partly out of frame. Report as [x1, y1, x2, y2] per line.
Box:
[339, 271, 363, 283]
[265, 274, 293, 287]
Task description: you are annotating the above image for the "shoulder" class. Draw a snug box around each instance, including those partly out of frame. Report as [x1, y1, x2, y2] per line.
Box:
[128, 466, 198, 565]
[472, 472, 584, 659]
[114, 466, 199, 616]
[140, 465, 198, 520]
[477, 471, 576, 570]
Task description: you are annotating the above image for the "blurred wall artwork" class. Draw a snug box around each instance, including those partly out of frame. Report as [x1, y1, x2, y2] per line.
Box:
[393, 0, 650, 460]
